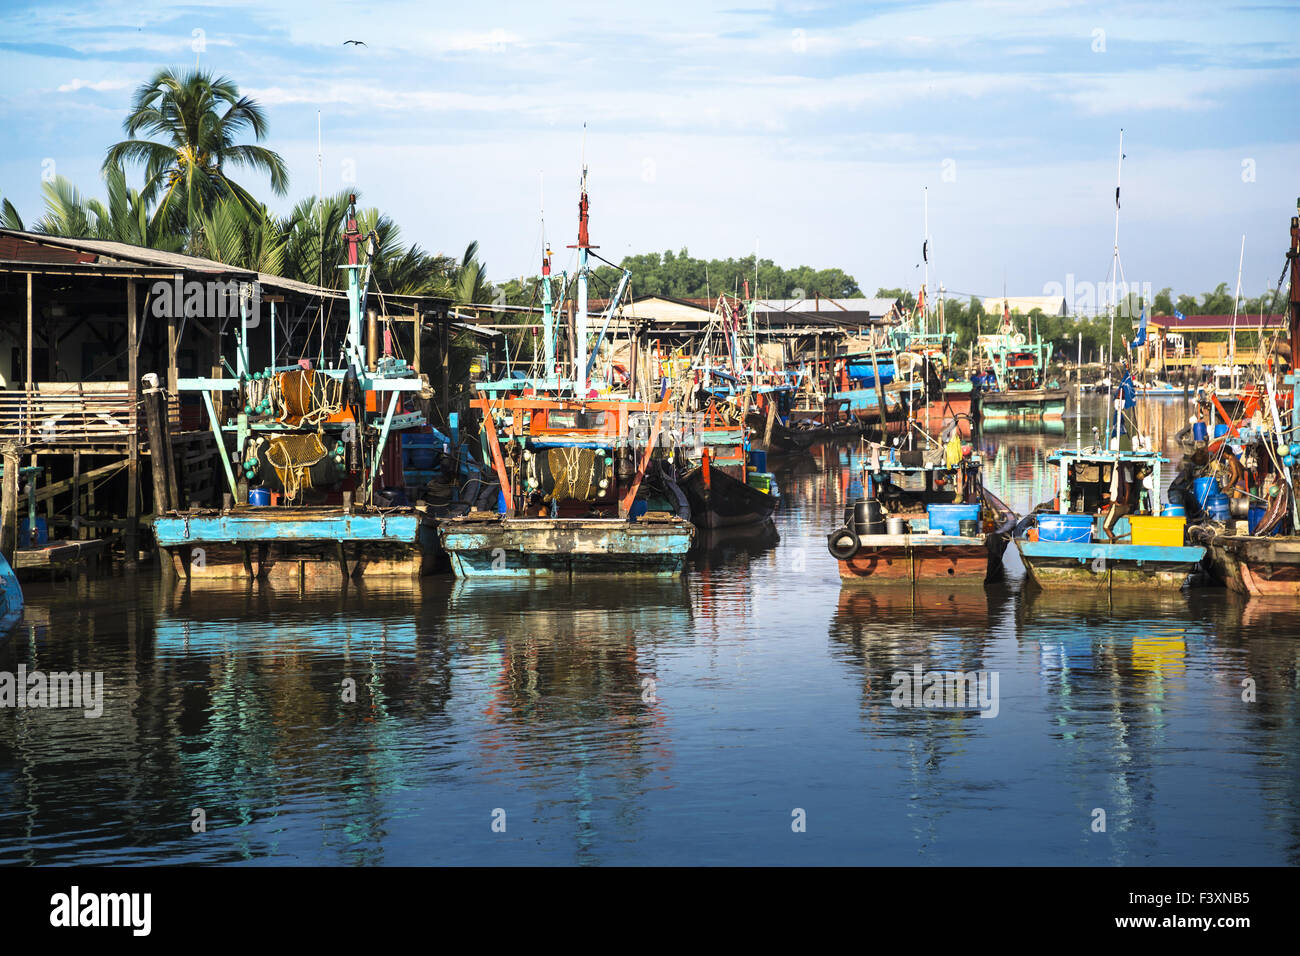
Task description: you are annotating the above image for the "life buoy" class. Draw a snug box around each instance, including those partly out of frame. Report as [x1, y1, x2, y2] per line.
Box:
[827, 526, 860, 560]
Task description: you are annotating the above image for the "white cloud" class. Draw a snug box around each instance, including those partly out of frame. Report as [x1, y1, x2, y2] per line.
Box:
[56, 78, 129, 93]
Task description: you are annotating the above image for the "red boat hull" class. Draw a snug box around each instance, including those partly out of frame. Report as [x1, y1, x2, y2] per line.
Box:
[837, 534, 1007, 584]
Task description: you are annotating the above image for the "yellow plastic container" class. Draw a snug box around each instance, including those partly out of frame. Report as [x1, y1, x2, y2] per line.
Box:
[1129, 515, 1186, 547]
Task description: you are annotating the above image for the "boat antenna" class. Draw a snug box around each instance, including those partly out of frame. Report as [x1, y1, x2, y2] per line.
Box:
[1106, 128, 1125, 451]
[1230, 233, 1245, 391]
[317, 108, 325, 365]
[922, 186, 929, 336]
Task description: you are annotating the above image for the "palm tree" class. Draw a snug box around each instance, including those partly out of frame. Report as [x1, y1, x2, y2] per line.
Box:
[198, 197, 285, 274]
[448, 240, 492, 304]
[0, 194, 23, 230]
[279, 190, 455, 296]
[34, 166, 183, 251]
[104, 68, 288, 244]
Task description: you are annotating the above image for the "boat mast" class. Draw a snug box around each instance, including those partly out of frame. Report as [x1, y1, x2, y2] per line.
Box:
[1106, 129, 1124, 452]
[538, 171, 556, 383]
[1230, 233, 1245, 391]
[922, 186, 929, 337]
[342, 194, 366, 374]
[541, 243, 555, 382]
[572, 163, 592, 396]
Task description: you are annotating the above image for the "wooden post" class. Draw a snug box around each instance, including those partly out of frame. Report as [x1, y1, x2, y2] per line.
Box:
[162, 392, 179, 510]
[24, 273, 33, 389]
[125, 279, 139, 570]
[166, 309, 180, 425]
[412, 306, 421, 373]
[144, 387, 174, 577]
[869, 341, 888, 433]
[144, 387, 172, 513]
[24, 273, 32, 446]
[71, 450, 82, 540]
[441, 309, 451, 424]
[0, 448, 18, 565]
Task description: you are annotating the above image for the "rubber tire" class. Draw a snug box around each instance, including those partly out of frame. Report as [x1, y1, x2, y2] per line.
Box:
[827, 526, 860, 560]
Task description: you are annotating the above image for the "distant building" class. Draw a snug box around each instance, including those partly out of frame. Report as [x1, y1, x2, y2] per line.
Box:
[982, 295, 1068, 317]
[586, 294, 904, 339]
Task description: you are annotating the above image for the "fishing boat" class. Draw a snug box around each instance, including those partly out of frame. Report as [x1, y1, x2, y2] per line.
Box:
[438, 167, 695, 577]
[1201, 206, 1300, 596]
[746, 367, 861, 451]
[975, 307, 1067, 421]
[1014, 443, 1205, 589]
[827, 429, 1016, 584]
[677, 400, 779, 528]
[153, 194, 441, 583]
[830, 348, 918, 433]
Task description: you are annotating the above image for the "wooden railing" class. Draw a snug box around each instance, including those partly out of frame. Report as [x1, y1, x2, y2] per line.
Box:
[0, 382, 135, 446]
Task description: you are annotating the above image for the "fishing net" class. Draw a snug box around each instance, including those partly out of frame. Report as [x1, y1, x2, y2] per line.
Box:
[265, 433, 329, 502]
[538, 447, 607, 502]
[277, 369, 313, 425]
[274, 369, 344, 426]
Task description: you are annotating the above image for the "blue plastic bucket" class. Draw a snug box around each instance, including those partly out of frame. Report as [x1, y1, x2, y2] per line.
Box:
[1038, 513, 1094, 543]
[497, 490, 508, 514]
[1213, 423, 1229, 439]
[1248, 504, 1278, 535]
[1192, 422, 1208, 442]
[927, 503, 981, 536]
[1162, 504, 1186, 517]
[249, 487, 271, 507]
[1206, 493, 1231, 521]
[1193, 475, 1220, 507]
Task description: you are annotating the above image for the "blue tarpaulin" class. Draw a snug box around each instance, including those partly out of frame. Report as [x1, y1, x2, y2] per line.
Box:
[847, 363, 896, 386]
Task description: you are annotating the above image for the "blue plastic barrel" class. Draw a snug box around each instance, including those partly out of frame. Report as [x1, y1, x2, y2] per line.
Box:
[20, 517, 48, 546]
[1192, 422, 1208, 442]
[1206, 493, 1231, 521]
[249, 487, 271, 506]
[1193, 475, 1220, 507]
[1162, 504, 1186, 517]
[1038, 513, 1094, 543]
[497, 490, 508, 514]
[750, 449, 768, 472]
[1248, 504, 1278, 535]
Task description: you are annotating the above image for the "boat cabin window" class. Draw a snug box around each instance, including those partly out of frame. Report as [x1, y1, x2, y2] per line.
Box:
[547, 409, 607, 430]
[872, 467, 970, 512]
[1067, 460, 1152, 515]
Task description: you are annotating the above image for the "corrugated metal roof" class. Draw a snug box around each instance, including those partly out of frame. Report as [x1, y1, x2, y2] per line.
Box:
[1148, 313, 1286, 330]
[752, 297, 900, 316]
[0, 228, 342, 299]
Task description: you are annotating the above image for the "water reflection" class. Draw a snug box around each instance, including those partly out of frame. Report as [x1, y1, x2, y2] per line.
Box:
[0, 390, 1294, 865]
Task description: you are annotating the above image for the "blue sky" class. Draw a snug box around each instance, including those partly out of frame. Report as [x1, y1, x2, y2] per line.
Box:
[0, 0, 1296, 308]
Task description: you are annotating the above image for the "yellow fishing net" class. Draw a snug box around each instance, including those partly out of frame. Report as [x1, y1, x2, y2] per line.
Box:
[544, 447, 602, 502]
[265, 433, 329, 502]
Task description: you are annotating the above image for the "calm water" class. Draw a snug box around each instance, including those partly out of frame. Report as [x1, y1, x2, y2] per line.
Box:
[1, 394, 1297, 866]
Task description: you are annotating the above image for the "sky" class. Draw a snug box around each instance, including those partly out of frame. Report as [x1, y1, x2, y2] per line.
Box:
[0, 0, 1296, 310]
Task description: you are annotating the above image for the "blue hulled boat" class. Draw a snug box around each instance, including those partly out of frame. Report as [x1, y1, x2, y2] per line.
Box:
[1014, 445, 1205, 590]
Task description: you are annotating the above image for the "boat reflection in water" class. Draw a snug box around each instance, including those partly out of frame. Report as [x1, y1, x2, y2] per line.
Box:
[979, 417, 1066, 436]
[690, 522, 780, 573]
[828, 583, 1002, 719]
[444, 577, 692, 863]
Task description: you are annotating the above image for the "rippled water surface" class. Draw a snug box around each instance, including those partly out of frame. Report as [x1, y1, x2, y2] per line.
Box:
[1, 394, 1296, 865]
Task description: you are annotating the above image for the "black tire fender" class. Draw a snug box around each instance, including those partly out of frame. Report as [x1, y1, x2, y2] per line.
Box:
[827, 526, 860, 560]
